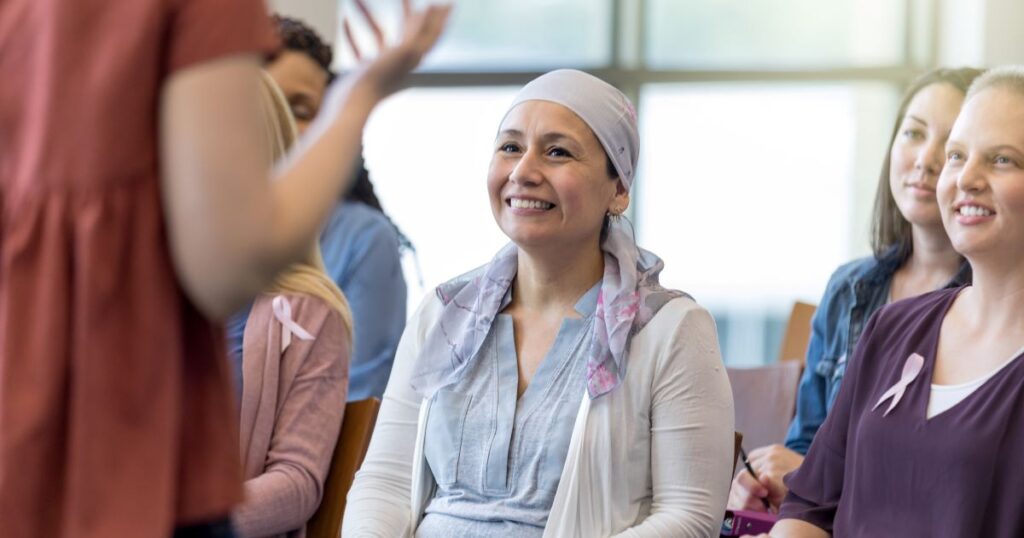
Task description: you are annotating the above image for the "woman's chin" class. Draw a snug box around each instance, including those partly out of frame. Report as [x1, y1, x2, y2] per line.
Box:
[900, 207, 943, 229]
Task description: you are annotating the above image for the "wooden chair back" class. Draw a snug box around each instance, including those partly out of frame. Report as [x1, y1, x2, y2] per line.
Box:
[778, 301, 816, 364]
[306, 397, 381, 538]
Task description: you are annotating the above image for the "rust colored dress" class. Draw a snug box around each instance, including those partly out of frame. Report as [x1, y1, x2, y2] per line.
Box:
[0, 1, 276, 536]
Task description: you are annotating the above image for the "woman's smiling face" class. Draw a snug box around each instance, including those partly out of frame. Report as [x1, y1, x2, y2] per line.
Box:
[488, 100, 627, 252]
[888, 82, 966, 230]
[939, 85, 1024, 264]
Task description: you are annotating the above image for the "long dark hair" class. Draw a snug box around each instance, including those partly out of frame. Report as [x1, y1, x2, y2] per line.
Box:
[870, 67, 984, 262]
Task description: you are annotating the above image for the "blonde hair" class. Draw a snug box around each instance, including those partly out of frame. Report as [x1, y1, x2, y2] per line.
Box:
[258, 71, 354, 336]
[966, 65, 1024, 101]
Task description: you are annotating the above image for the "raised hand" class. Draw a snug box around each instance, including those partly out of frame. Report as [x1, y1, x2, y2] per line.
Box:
[342, 0, 452, 97]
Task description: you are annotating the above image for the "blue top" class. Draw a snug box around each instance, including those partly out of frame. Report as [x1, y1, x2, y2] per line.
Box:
[319, 200, 407, 401]
[226, 302, 253, 402]
[783, 249, 971, 454]
[416, 282, 600, 538]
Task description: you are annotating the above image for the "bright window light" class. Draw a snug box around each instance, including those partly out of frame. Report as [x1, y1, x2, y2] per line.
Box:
[362, 87, 519, 309]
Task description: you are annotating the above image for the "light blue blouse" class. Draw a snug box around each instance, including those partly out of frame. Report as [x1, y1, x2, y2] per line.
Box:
[416, 282, 600, 538]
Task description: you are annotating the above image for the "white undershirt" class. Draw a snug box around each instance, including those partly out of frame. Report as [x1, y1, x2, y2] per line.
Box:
[927, 343, 1024, 419]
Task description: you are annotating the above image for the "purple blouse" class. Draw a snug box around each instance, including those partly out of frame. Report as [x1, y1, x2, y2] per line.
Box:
[779, 286, 1024, 537]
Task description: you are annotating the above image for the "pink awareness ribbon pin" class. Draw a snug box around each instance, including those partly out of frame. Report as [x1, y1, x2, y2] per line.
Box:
[272, 295, 314, 353]
[872, 353, 925, 417]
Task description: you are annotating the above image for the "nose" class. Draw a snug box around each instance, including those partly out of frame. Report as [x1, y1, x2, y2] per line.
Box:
[509, 147, 543, 186]
[915, 138, 944, 176]
[955, 156, 987, 193]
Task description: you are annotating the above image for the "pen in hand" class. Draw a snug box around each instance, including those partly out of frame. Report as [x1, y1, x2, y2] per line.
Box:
[739, 445, 773, 511]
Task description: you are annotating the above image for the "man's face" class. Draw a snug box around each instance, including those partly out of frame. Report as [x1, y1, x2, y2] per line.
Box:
[266, 50, 330, 134]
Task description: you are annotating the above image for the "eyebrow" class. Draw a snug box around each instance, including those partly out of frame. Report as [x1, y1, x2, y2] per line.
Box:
[905, 114, 927, 127]
[988, 144, 1024, 155]
[497, 128, 523, 139]
[496, 129, 581, 146]
[288, 92, 317, 105]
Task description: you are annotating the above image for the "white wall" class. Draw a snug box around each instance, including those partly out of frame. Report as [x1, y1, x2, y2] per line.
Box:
[940, 0, 1024, 67]
[267, 0, 338, 51]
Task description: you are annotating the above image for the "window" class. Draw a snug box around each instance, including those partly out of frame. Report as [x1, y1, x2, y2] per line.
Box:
[338, 0, 613, 71]
[637, 83, 898, 364]
[362, 87, 518, 298]
[645, 0, 908, 68]
[355, 0, 925, 364]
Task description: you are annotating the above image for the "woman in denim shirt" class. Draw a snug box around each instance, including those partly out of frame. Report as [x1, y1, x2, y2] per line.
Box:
[729, 67, 981, 513]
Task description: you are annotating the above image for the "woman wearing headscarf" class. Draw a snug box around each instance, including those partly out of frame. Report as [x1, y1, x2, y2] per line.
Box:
[343, 69, 735, 537]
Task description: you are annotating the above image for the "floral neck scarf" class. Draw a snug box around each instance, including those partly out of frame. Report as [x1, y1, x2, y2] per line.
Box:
[410, 220, 686, 399]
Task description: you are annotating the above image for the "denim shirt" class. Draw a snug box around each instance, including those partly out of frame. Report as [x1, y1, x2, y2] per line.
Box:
[783, 249, 971, 455]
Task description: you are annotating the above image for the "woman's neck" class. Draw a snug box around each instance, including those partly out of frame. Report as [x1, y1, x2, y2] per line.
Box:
[960, 256, 1024, 338]
[907, 223, 961, 275]
[893, 224, 962, 299]
[512, 242, 604, 313]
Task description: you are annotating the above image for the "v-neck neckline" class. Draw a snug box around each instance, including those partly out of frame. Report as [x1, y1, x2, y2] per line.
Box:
[498, 281, 601, 406]
[917, 287, 1024, 423]
[499, 312, 593, 414]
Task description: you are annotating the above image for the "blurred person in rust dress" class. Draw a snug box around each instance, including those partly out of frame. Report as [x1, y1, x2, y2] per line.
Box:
[0, 0, 450, 536]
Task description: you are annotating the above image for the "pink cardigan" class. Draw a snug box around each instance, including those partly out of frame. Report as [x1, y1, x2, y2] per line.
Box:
[234, 293, 350, 538]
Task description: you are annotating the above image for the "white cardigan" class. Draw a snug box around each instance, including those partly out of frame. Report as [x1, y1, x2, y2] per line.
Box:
[342, 293, 734, 538]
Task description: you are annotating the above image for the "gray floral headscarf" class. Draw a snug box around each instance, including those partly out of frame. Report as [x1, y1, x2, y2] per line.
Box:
[410, 70, 685, 399]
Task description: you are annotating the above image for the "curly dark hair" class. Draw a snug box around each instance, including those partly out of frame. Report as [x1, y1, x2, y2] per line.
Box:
[270, 15, 413, 253]
[271, 15, 333, 75]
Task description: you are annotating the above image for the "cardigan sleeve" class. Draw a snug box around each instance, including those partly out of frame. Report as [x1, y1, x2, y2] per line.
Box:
[613, 303, 735, 538]
[233, 297, 350, 537]
[341, 294, 438, 537]
[777, 306, 880, 532]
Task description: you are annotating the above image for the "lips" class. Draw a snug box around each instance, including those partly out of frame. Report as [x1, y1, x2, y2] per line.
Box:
[905, 181, 935, 194]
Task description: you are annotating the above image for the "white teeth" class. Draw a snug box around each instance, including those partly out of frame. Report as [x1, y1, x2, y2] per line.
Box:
[959, 205, 993, 217]
[510, 198, 553, 210]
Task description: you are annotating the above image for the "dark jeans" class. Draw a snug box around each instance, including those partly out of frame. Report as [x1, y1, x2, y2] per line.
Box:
[172, 518, 235, 538]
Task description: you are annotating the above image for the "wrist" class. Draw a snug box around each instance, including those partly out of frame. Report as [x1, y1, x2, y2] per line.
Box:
[338, 68, 386, 112]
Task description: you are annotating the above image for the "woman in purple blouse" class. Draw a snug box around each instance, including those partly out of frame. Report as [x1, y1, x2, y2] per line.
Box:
[759, 66, 1024, 537]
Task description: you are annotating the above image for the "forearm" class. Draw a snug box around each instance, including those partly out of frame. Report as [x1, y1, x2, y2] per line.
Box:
[259, 78, 379, 277]
[234, 468, 322, 537]
[160, 59, 381, 319]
